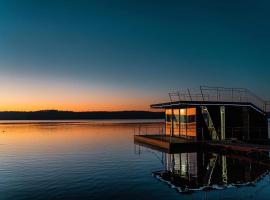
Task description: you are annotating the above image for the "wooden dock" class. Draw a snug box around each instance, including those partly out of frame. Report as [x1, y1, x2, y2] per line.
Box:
[134, 135, 203, 153]
[134, 135, 270, 155]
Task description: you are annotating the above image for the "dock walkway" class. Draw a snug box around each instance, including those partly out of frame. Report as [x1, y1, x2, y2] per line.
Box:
[134, 135, 202, 152]
[134, 135, 270, 154]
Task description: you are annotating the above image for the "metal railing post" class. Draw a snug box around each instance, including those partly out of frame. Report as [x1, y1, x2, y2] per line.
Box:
[200, 86, 205, 101]
[187, 88, 192, 101]
[178, 92, 181, 102]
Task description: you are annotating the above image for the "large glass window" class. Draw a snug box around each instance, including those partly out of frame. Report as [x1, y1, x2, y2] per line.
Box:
[165, 108, 197, 138]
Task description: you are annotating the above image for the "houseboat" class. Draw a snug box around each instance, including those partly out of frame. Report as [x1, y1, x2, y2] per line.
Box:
[134, 86, 270, 153]
[151, 86, 270, 141]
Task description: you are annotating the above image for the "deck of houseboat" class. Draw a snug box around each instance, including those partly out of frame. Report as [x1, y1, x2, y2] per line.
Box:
[134, 134, 270, 155]
[134, 135, 202, 152]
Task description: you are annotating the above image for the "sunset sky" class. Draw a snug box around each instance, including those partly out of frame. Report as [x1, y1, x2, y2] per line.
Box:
[0, 0, 270, 111]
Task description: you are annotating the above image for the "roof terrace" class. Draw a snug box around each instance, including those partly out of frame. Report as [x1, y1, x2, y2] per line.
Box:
[151, 86, 270, 115]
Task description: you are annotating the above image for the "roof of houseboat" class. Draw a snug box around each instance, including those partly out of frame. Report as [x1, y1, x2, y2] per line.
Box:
[150, 86, 270, 115]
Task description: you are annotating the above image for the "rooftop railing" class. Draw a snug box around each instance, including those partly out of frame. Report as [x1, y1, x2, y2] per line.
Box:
[169, 86, 270, 113]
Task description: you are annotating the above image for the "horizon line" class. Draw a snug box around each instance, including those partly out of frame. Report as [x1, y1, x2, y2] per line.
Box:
[0, 109, 162, 113]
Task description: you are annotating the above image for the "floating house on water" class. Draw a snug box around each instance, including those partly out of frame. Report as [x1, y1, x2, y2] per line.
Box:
[150, 86, 270, 141]
[134, 87, 270, 188]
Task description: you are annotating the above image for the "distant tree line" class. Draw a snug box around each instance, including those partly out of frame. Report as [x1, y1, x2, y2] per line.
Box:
[0, 110, 164, 120]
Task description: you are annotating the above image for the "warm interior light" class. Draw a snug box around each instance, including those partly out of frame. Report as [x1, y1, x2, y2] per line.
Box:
[180, 109, 185, 115]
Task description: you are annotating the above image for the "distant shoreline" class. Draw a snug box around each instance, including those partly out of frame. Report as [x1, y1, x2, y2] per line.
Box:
[0, 110, 164, 120]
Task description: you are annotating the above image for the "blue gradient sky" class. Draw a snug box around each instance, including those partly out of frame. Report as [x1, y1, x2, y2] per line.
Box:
[0, 0, 269, 111]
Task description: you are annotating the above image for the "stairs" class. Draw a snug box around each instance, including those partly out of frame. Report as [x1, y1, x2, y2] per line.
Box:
[201, 106, 218, 140]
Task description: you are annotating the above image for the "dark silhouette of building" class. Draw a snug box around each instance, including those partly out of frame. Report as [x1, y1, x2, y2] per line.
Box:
[151, 86, 270, 141]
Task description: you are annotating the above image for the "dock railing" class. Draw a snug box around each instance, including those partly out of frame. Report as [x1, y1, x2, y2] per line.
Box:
[201, 126, 269, 147]
[134, 124, 165, 136]
[134, 123, 168, 141]
[225, 127, 268, 141]
[169, 86, 270, 113]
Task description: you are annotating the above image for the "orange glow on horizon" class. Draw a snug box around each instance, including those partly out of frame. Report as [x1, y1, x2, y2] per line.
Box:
[0, 103, 151, 112]
[0, 75, 165, 112]
[0, 94, 163, 111]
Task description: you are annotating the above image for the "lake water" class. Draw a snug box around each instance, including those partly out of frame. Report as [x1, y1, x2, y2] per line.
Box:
[0, 120, 270, 200]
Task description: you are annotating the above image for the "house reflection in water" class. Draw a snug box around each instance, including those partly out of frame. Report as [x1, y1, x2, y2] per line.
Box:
[153, 151, 270, 193]
[134, 143, 270, 193]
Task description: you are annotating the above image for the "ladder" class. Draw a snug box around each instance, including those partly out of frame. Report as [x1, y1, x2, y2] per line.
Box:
[201, 106, 218, 140]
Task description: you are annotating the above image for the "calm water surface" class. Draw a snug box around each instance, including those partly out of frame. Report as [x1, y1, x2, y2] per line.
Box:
[0, 120, 270, 200]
